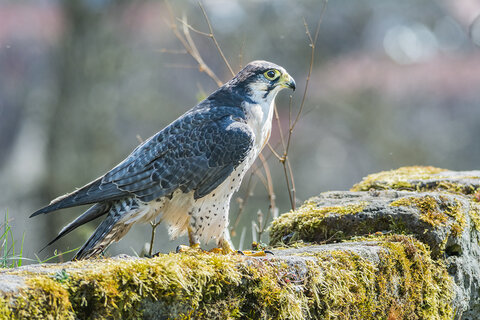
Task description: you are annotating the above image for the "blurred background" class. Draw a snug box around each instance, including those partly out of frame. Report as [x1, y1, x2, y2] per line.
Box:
[1, 0, 480, 263]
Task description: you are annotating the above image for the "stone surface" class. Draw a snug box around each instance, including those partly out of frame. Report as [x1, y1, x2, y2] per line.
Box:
[1, 166, 479, 319]
[271, 166, 480, 320]
[0, 237, 452, 319]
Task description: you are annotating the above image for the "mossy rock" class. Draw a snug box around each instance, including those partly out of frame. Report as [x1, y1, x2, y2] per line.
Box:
[0, 235, 453, 320]
[351, 166, 480, 196]
[269, 190, 478, 258]
[270, 167, 480, 319]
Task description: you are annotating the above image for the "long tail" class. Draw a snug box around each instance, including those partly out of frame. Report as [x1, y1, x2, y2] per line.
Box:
[40, 203, 111, 253]
[30, 178, 125, 218]
[73, 199, 139, 260]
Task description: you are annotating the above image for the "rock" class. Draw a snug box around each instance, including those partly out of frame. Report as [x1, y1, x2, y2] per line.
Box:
[0, 236, 452, 319]
[0, 166, 478, 319]
[270, 190, 477, 258]
[351, 166, 480, 195]
[271, 166, 480, 319]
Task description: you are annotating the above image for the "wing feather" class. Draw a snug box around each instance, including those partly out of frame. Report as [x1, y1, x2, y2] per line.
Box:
[30, 106, 253, 217]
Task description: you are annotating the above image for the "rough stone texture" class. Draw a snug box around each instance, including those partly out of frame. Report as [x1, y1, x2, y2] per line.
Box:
[270, 190, 475, 258]
[0, 166, 478, 319]
[0, 275, 25, 294]
[271, 166, 480, 320]
[0, 237, 452, 319]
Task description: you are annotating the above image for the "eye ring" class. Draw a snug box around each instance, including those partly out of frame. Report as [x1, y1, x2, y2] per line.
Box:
[264, 69, 280, 80]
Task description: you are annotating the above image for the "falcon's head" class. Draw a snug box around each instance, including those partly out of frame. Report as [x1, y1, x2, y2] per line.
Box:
[225, 60, 296, 104]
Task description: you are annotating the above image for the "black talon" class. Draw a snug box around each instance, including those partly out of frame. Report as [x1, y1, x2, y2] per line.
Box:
[264, 250, 274, 255]
[236, 250, 246, 255]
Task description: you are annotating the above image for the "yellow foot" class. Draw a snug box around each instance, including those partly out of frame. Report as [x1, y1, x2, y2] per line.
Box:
[209, 247, 224, 254]
[176, 243, 202, 253]
[236, 250, 274, 257]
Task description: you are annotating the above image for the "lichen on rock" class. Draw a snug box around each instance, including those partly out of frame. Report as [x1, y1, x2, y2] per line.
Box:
[269, 190, 474, 259]
[351, 166, 480, 196]
[0, 235, 453, 320]
[2, 166, 480, 319]
[270, 166, 480, 319]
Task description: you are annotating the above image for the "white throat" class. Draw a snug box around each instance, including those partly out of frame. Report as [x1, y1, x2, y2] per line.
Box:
[243, 89, 280, 153]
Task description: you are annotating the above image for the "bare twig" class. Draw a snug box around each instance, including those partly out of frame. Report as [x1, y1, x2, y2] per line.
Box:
[175, 17, 211, 37]
[269, 0, 328, 210]
[148, 219, 161, 256]
[198, 2, 236, 76]
[165, 3, 223, 86]
[270, 101, 295, 209]
[257, 153, 277, 240]
[266, 142, 282, 161]
[287, 3, 327, 150]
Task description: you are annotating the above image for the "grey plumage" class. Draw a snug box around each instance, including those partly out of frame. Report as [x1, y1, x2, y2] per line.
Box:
[31, 60, 295, 259]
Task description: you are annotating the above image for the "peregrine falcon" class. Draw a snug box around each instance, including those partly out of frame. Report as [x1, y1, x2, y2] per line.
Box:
[31, 60, 295, 260]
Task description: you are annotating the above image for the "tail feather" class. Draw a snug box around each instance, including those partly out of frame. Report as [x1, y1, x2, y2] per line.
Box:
[39, 202, 111, 253]
[73, 208, 135, 260]
[73, 215, 118, 260]
[30, 178, 125, 218]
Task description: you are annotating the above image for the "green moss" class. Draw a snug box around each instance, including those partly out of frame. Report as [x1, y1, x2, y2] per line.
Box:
[390, 195, 447, 226]
[296, 201, 368, 216]
[376, 235, 453, 319]
[12, 276, 74, 319]
[304, 235, 453, 319]
[352, 166, 447, 192]
[0, 236, 453, 320]
[352, 166, 480, 198]
[269, 201, 368, 245]
[390, 195, 466, 236]
[1, 253, 313, 320]
[469, 202, 480, 232]
[0, 297, 12, 319]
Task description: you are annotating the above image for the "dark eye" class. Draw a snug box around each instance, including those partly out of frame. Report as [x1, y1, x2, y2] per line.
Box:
[264, 69, 280, 80]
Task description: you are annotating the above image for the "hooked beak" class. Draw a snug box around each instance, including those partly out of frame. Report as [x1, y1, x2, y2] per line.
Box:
[279, 72, 296, 91]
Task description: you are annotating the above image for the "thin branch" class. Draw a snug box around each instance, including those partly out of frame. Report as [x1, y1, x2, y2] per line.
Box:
[181, 14, 223, 86]
[198, 2, 235, 77]
[258, 153, 277, 239]
[270, 0, 327, 210]
[165, 3, 223, 86]
[251, 163, 268, 190]
[286, 157, 296, 205]
[148, 219, 161, 256]
[290, 1, 327, 136]
[259, 153, 276, 212]
[176, 17, 211, 37]
[288, 95, 293, 138]
[267, 142, 282, 161]
[274, 104, 287, 153]
[281, 155, 295, 210]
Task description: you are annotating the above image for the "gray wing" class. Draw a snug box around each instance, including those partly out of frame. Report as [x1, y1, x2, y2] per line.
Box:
[104, 107, 254, 201]
[30, 107, 253, 216]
